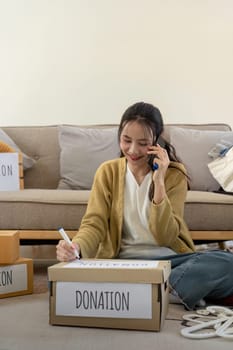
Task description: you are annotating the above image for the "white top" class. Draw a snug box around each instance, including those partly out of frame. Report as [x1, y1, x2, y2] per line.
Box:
[119, 164, 176, 259]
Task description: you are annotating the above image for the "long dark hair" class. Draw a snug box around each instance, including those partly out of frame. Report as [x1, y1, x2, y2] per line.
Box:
[118, 102, 187, 200]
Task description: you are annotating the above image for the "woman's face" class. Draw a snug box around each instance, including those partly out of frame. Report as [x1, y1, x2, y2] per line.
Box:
[120, 121, 154, 169]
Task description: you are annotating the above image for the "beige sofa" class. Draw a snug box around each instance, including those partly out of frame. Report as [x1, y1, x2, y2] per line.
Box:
[0, 123, 232, 246]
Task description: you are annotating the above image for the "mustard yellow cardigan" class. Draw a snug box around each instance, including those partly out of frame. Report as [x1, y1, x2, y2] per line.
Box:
[73, 157, 195, 258]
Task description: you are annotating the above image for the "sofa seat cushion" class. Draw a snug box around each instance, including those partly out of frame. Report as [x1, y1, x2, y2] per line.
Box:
[1, 189, 232, 233]
[0, 189, 90, 230]
[185, 191, 233, 230]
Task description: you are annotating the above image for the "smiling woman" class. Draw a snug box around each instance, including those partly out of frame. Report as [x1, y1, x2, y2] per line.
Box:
[56, 102, 233, 310]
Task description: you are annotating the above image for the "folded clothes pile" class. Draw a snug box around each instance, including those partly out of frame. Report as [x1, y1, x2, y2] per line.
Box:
[208, 139, 233, 159]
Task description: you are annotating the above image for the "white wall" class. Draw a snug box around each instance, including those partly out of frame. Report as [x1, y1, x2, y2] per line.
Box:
[0, 0, 233, 127]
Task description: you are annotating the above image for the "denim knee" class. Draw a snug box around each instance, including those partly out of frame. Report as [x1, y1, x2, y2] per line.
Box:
[169, 250, 233, 309]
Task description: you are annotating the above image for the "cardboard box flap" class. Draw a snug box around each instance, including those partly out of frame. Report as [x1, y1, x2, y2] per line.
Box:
[48, 259, 171, 284]
[0, 231, 19, 264]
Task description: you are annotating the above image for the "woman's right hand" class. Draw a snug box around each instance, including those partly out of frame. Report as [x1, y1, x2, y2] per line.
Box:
[56, 240, 81, 262]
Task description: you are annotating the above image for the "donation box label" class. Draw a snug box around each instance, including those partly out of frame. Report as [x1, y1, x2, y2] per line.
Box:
[0, 264, 27, 294]
[0, 153, 20, 191]
[56, 282, 152, 319]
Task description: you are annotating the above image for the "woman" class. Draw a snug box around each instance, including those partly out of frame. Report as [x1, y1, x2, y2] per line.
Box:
[57, 102, 233, 310]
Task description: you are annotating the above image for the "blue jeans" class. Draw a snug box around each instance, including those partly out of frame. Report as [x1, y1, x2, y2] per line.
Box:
[158, 250, 233, 310]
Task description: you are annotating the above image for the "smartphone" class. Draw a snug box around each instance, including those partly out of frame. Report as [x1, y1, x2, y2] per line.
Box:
[148, 154, 159, 171]
[147, 137, 165, 171]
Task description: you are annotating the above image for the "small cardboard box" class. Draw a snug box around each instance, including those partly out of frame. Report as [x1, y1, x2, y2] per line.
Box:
[48, 259, 171, 331]
[0, 257, 33, 298]
[0, 231, 20, 264]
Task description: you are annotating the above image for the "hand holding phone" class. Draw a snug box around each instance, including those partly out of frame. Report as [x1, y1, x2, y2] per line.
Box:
[147, 143, 170, 174]
[147, 142, 169, 172]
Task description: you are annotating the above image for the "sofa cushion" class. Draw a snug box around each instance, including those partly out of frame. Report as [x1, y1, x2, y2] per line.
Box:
[0, 189, 232, 232]
[0, 128, 35, 170]
[58, 125, 120, 190]
[0, 189, 89, 230]
[185, 191, 233, 230]
[169, 127, 233, 191]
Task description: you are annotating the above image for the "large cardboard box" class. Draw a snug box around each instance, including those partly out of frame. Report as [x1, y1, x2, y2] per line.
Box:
[0, 231, 20, 264]
[48, 259, 171, 331]
[0, 257, 33, 298]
